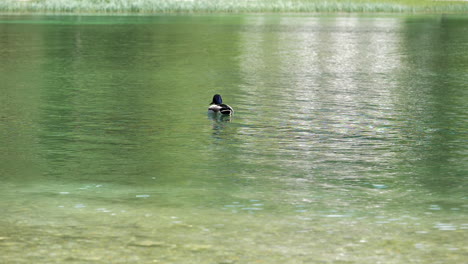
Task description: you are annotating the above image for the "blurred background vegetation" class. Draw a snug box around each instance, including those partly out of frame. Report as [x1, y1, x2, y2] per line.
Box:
[0, 0, 467, 13]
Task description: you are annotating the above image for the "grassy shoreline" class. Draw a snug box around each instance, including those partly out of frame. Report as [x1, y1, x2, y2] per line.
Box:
[0, 0, 467, 14]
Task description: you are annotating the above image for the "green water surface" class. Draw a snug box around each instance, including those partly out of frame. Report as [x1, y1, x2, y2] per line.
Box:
[0, 14, 467, 263]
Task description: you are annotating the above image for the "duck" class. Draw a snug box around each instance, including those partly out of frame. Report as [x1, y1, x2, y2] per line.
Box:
[208, 94, 234, 115]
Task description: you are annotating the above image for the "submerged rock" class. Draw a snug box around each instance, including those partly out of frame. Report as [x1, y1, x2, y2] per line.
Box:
[183, 244, 213, 251]
[128, 240, 167, 247]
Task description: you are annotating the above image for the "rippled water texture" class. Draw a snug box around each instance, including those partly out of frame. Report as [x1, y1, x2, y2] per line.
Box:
[1, 14, 467, 263]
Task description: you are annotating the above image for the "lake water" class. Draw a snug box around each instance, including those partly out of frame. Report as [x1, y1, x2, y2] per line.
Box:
[0, 14, 467, 263]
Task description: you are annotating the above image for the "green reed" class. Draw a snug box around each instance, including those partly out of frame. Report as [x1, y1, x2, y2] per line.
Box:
[0, 0, 467, 13]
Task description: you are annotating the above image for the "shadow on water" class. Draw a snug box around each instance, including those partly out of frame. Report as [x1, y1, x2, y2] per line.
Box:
[395, 16, 468, 195]
[208, 112, 233, 138]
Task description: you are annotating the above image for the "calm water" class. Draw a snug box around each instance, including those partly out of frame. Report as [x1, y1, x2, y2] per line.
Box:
[0, 14, 467, 263]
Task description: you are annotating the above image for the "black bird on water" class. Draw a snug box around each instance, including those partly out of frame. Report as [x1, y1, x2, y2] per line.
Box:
[208, 94, 234, 116]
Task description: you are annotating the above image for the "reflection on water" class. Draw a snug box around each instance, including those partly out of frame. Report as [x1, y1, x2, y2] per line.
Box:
[237, 16, 403, 179]
[0, 14, 467, 263]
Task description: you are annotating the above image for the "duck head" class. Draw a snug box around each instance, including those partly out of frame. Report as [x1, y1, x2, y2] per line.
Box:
[211, 94, 223, 105]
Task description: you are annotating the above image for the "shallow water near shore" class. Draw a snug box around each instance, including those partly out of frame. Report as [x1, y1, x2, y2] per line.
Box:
[1, 14, 467, 263]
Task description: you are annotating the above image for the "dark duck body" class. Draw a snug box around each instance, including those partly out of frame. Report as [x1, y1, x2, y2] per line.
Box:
[208, 94, 234, 115]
